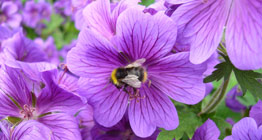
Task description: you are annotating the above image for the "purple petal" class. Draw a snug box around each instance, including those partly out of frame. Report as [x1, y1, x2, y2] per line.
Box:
[74, 9, 88, 30]
[2, 2, 18, 15]
[205, 83, 213, 96]
[86, 78, 129, 127]
[11, 120, 53, 140]
[0, 65, 31, 117]
[257, 126, 262, 139]
[226, 0, 262, 70]
[128, 85, 179, 137]
[250, 100, 262, 126]
[76, 104, 94, 128]
[114, 8, 177, 62]
[230, 117, 257, 140]
[4, 60, 56, 82]
[76, 105, 94, 140]
[192, 119, 220, 140]
[57, 70, 79, 94]
[225, 85, 246, 112]
[38, 113, 81, 139]
[0, 25, 14, 41]
[148, 52, 206, 104]
[34, 36, 60, 65]
[2, 31, 47, 63]
[171, 0, 231, 64]
[166, 0, 194, 4]
[36, 70, 83, 115]
[0, 121, 11, 139]
[6, 14, 22, 28]
[77, 77, 93, 102]
[147, 0, 166, 13]
[224, 136, 233, 140]
[226, 118, 235, 126]
[111, 0, 141, 30]
[82, 0, 114, 39]
[67, 28, 125, 78]
[203, 52, 219, 76]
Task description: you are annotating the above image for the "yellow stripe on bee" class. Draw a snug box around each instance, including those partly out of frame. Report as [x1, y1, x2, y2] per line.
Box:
[143, 71, 147, 83]
[111, 69, 119, 85]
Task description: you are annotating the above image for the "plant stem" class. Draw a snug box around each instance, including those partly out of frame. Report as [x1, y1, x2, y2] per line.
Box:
[198, 78, 230, 116]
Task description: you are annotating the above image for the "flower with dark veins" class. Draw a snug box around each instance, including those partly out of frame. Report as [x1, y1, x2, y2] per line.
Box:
[0, 65, 83, 139]
[67, 8, 207, 137]
[169, 0, 262, 70]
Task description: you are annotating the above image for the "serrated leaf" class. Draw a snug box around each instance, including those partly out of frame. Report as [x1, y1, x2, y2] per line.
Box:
[233, 68, 262, 99]
[204, 61, 232, 83]
[157, 111, 202, 140]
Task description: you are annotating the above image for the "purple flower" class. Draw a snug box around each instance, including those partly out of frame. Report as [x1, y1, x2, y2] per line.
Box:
[76, 105, 95, 140]
[192, 119, 220, 140]
[22, 1, 51, 28]
[169, 0, 262, 70]
[226, 118, 235, 126]
[34, 36, 60, 65]
[54, 0, 73, 18]
[82, 0, 142, 39]
[250, 100, 262, 127]
[91, 115, 160, 140]
[0, 65, 83, 139]
[67, 9, 206, 137]
[0, 25, 15, 51]
[0, 1, 22, 28]
[1, 30, 48, 64]
[225, 85, 246, 112]
[0, 120, 56, 139]
[224, 117, 262, 140]
[71, 0, 93, 30]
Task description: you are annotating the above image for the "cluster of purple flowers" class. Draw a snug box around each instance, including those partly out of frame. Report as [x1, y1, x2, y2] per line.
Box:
[0, 0, 261, 139]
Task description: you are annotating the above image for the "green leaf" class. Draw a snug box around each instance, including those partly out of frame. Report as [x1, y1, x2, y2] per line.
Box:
[233, 68, 262, 99]
[157, 111, 202, 140]
[42, 14, 64, 37]
[139, 0, 155, 6]
[204, 60, 233, 83]
[237, 91, 257, 106]
[211, 117, 232, 139]
[24, 26, 38, 39]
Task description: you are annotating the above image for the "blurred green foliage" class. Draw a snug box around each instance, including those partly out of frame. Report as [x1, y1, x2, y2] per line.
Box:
[140, 0, 155, 6]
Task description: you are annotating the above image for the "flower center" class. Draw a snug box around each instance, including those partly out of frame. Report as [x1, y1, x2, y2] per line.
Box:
[20, 104, 36, 120]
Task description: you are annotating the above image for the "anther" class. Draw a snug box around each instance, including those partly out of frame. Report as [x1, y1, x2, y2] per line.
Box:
[58, 63, 68, 84]
[20, 104, 35, 120]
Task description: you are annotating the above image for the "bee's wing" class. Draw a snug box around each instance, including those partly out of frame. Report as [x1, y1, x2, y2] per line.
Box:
[125, 58, 146, 68]
[121, 75, 142, 88]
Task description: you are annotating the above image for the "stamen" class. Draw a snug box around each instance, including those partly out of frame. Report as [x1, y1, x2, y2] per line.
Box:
[20, 104, 35, 120]
[127, 88, 146, 102]
[58, 63, 68, 84]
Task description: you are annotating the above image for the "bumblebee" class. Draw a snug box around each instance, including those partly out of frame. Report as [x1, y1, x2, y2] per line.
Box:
[110, 58, 148, 91]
